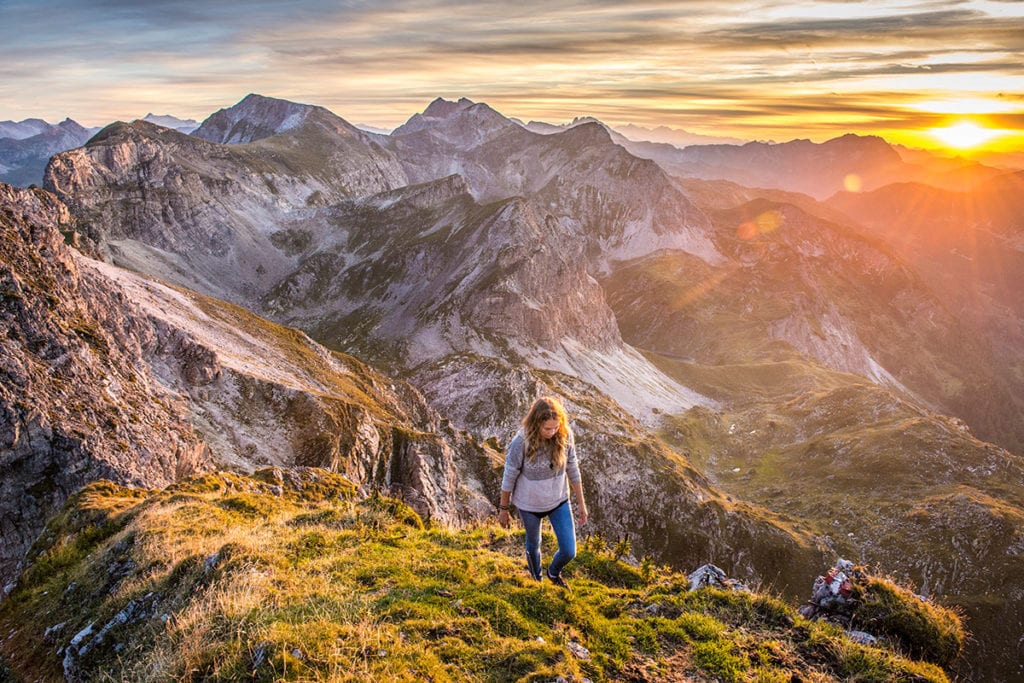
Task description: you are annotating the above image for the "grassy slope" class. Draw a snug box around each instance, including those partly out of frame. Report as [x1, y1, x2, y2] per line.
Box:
[0, 471, 955, 683]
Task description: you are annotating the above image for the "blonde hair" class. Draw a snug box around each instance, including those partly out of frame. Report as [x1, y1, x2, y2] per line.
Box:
[522, 396, 571, 469]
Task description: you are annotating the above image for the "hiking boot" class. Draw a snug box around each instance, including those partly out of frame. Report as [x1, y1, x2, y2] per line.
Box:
[547, 571, 571, 591]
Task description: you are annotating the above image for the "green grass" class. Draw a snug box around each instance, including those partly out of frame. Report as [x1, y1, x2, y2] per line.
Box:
[0, 470, 959, 682]
[857, 577, 966, 667]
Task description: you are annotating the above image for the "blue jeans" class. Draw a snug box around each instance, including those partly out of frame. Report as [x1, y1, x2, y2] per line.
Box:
[519, 499, 577, 580]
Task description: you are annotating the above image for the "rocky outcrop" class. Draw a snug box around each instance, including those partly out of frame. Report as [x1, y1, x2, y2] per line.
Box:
[191, 93, 316, 144]
[43, 109, 408, 305]
[0, 184, 210, 585]
[88, 254, 499, 526]
[256, 174, 707, 419]
[263, 178, 623, 363]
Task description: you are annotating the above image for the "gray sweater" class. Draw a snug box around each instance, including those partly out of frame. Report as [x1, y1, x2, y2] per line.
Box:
[500, 430, 581, 513]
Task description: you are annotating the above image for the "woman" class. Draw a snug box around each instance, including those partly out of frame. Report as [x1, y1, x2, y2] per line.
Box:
[498, 396, 589, 588]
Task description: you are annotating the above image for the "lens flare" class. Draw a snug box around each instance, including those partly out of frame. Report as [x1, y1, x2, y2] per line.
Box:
[737, 210, 783, 240]
[844, 174, 862, 193]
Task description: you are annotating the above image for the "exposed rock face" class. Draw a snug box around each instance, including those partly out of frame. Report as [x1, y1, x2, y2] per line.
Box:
[388, 98, 721, 270]
[257, 172, 707, 419]
[263, 175, 624, 364]
[86, 257, 498, 526]
[0, 182, 498, 587]
[0, 183, 210, 585]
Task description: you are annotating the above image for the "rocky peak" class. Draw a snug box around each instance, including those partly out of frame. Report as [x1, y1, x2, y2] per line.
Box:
[551, 120, 615, 147]
[819, 133, 901, 164]
[0, 182, 72, 228]
[392, 98, 516, 140]
[191, 93, 320, 144]
[420, 96, 476, 119]
[55, 118, 88, 135]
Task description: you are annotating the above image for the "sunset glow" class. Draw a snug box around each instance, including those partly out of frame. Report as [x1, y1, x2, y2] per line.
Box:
[930, 122, 1003, 149]
[0, 1, 1021, 155]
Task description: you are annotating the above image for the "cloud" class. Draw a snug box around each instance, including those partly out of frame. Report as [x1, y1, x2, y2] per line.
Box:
[0, 0, 1021, 144]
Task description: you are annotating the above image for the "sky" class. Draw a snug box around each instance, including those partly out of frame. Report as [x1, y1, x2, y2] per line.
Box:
[1, 0, 1023, 152]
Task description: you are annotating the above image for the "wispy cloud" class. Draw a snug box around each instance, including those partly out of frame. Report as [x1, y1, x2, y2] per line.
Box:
[0, 0, 1021, 149]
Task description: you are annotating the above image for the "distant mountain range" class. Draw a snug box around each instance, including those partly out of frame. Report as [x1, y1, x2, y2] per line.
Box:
[0, 118, 99, 187]
[0, 118, 55, 140]
[5, 102, 1020, 197]
[2, 92, 1024, 679]
[140, 113, 199, 133]
[0, 114, 196, 187]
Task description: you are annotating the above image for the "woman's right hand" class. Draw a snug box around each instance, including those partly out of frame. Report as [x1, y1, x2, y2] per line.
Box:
[498, 508, 511, 528]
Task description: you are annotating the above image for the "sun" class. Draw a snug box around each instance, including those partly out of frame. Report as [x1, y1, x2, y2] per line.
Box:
[929, 121, 1001, 149]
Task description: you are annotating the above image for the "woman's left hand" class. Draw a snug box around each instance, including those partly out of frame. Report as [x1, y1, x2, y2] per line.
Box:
[577, 507, 589, 525]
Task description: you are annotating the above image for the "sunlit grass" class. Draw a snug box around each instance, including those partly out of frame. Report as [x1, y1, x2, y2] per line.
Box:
[0, 470, 960, 682]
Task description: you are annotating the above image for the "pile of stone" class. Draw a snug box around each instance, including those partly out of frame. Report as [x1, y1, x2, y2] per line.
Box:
[798, 558, 878, 645]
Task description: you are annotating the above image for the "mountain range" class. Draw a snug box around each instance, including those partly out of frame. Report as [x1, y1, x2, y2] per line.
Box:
[0, 115, 197, 188]
[0, 119, 99, 187]
[1, 92, 1023, 680]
